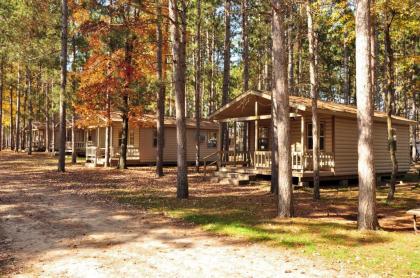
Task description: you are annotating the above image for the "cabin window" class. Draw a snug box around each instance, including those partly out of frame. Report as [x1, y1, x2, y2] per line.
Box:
[307, 123, 325, 151]
[199, 134, 206, 144]
[129, 130, 134, 146]
[153, 130, 165, 147]
[118, 129, 135, 146]
[258, 127, 269, 151]
[207, 131, 217, 148]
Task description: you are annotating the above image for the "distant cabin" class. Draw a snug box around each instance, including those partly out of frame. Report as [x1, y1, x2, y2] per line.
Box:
[208, 90, 415, 184]
[83, 113, 219, 166]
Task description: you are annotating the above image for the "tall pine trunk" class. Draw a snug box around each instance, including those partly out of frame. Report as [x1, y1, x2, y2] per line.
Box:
[169, 0, 189, 198]
[194, 0, 202, 173]
[58, 0, 68, 172]
[287, 24, 294, 95]
[272, 0, 293, 217]
[9, 86, 14, 150]
[27, 70, 33, 155]
[242, 0, 249, 92]
[0, 57, 3, 151]
[71, 36, 77, 164]
[221, 0, 231, 153]
[412, 92, 417, 162]
[355, 0, 379, 230]
[15, 66, 21, 152]
[384, 12, 398, 201]
[155, 0, 165, 177]
[45, 81, 50, 153]
[307, 0, 320, 200]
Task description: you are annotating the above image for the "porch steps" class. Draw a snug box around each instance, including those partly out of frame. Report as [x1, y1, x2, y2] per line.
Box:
[210, 171, 256, 186]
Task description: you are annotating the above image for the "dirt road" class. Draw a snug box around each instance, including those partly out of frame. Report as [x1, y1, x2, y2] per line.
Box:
[0, 152, 348, 277]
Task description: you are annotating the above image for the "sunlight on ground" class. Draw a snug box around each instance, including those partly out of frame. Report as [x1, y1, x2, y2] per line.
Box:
[1, 152, 419, 277]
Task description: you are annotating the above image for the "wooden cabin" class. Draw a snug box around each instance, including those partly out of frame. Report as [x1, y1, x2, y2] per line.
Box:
[84, 112, 219, 166]
[208, 90, 415, 184]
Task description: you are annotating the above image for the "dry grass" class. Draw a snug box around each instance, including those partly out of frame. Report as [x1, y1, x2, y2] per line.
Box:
[1, 151, 419, 277]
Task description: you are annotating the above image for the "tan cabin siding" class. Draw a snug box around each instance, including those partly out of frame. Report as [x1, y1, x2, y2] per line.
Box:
[139, 127, 219, 163]
[289, 115, 333, 153]
[334, 117, 411, 176]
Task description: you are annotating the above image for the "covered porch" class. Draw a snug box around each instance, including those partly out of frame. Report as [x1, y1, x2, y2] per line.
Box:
[208, 91, 336, 180]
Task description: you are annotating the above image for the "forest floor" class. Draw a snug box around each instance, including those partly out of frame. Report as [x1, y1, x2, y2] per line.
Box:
[0, 152, 419, 277]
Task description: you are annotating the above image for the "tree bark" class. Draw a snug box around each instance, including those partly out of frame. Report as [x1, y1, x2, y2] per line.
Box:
[307, 0, 320, 200]
[194, 0, 202, 173]
[169, 0, 189, 198]
[221, 0, 231, 153]
[271, 94, 279, 194]
[0, 57, 3, 151]
[21, 73, 27, 151]
[15, 66, 21, 152]
[9, 85, 14, 150]
[118, 39, 133, 170]
[272, 0, 293, 217]
[58, 0, 68, 172]
[155, 0, 165, 177]
[45, 81, 50, 153]
[412, 92, 417, 162]
[71, 35, 77, 164]
[343, 38, 351, 104]
[287, 24, 294, 96]
[242, 0, 249, 92]
[27, 70, 33, 155]
[355, 0, 379, 230]
[384, 11, 398, 201]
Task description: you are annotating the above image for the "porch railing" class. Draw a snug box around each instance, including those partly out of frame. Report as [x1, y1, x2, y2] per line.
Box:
[65, 141, 85, 151]
[213, 150, 334, 172]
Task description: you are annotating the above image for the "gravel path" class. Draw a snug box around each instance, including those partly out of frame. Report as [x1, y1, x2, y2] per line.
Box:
[0, 152, 350, 277]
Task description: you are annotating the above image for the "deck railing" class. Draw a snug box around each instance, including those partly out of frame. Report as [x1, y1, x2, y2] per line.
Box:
[211, 150, 334, 172]
[65, 141, 85, 151]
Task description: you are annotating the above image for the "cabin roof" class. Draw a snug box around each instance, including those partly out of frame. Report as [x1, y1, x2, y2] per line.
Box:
[91, 112, 219, 130]
[209, 90, 416, 125]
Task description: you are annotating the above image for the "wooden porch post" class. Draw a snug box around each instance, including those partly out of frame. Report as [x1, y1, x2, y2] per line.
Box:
[218, 123, 222, 168]
[97, 127, 100, 147]
[254, 101, 259, 167]
[301, 115, 305, 172]
[233, 121, 237, 165]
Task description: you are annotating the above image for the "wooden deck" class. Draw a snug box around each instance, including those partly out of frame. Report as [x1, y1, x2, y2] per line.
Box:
[218, 166, 335, 179]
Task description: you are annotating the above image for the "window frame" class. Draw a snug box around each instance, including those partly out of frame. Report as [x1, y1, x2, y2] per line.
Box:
[207, 131, 217, 148]
[306, 122, 325, 151]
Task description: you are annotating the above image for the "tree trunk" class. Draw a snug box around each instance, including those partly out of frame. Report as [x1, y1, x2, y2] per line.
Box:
[21, 74, 27, 152]
[271, 94, 279, 194]
[370, 0, 380, 108]
[15, 66, 21, 152]
[169, 0, 188, 198]
[287, 24, 294, 96]
[412, 92, 417, 162]
[221, 0, 231, 153]
[194, 0, 202, 173]
[58, 0, 68, 172]
[9, 86, 14, 151]
[71, 113, 76, 163]
[27, 70, 33, 155]
[0, 57, 3, 151]
[71, 36, 77, 164]
[155, 0, 165, 177]
[343, 39, 351, 104]
[272, 0, 293, 217]
[45, 81, 50, 153]
[384, 13, 398, 201]
[104, 101, 111, 167]
[355, 0, 379, 230]
[242, 0, 249, 92]
[307, 0, 320, 200]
